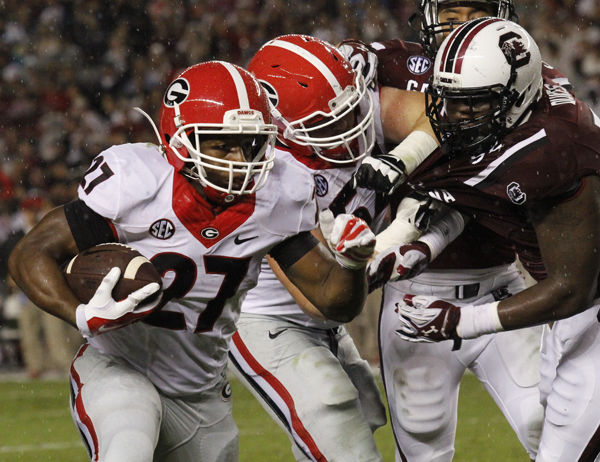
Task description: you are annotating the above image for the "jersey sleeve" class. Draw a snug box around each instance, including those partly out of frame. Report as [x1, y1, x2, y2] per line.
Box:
[257, 150, 318, 240]
[371, 39, 433, 91]
[473, 99, 600, 205]
[77, 143, 168, 223]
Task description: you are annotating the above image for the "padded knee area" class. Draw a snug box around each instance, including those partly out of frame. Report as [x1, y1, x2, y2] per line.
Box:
[295, 346, 358, 406]
[394, 358, 451, 438]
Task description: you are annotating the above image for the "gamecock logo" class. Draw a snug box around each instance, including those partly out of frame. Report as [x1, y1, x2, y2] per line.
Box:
[498, 32, 531, 69]
[507, 182, 527, 205]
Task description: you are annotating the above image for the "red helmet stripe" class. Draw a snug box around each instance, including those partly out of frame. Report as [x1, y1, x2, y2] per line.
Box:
[267, 39, 344, 96]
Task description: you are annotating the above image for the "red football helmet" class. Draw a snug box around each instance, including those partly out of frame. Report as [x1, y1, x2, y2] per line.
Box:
[249, 34, 375, 164]
[157, 61, 277, 196]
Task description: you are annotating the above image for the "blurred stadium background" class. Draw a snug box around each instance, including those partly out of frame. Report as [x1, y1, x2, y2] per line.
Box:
[0, 0, 598, 459]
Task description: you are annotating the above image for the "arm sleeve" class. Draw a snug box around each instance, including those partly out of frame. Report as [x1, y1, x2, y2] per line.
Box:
[268, 231, 319, 271]
[63, 199, 118, 251]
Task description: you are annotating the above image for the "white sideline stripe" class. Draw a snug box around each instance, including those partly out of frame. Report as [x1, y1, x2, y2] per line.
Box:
[269, 39, 343, 95]
[464, 129, 547, 187]
[124, 256, 149, 279]
[0, 441, 82, 453]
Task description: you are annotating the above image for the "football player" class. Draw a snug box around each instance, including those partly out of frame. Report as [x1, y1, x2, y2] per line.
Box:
[228, 34, 443, 461]
[7, 61, 377, 462]
[340, 1, 577, 460]
[394, 18, 600, 462]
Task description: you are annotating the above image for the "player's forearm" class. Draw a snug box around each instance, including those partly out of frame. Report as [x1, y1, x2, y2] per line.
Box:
[496, 277, 596, 330]
[8, 242, 80, 326]
[315, 266, 367, 323]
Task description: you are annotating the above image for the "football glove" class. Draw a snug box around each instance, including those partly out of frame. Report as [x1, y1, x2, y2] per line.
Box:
[395, 294, 461, 343]
[338, 39, 378, 89]
[367, 241, 431, 292]
[75, 267, 162, 338]
[319, 209, 376, 270]
[352, 154, 408, 195]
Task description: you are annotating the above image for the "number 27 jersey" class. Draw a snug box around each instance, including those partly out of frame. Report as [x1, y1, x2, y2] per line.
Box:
[76, 142, 317, 396]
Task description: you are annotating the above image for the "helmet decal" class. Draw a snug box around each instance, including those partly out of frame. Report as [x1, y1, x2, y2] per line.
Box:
[258, 79, 279, 108]
[439, 17, 502, 74]
[164, 78, 190, 107]
[499, 32, 531, 68]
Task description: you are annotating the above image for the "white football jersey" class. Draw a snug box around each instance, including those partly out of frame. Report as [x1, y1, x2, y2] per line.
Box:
[78, 142, 317, 396]
[241, 89, 388, 328]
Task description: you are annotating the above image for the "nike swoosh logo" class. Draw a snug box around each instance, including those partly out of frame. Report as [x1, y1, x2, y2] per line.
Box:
[268, 329, 288, 339]
[234, 234, 258, 245]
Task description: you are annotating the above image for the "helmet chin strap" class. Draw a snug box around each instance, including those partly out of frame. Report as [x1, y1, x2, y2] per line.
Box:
[134, 107, 166, 155]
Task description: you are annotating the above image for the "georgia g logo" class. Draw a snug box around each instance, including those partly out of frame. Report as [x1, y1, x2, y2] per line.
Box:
[258, 79, 279, 108]
[164, 78, 190, 107]
[507, 182, 527, 205]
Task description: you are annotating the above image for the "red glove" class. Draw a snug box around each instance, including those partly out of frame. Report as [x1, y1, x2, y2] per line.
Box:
[319, 209, 376, 270]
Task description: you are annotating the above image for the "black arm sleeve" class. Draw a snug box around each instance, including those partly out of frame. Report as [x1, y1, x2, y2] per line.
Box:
[63, 199, 117, 251]
[268, 231, 319, 271]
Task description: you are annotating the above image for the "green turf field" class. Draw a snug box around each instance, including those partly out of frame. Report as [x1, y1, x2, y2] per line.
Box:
[0, 373, 529, 461]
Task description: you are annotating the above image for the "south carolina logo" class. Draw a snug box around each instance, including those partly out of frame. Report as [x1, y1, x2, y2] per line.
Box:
[164, 78, 190, 107]
[507, 182, 527, 205]
[314, 174, 329, 197]
[258, 79, 279, 108]
[407, 55, 432, 75]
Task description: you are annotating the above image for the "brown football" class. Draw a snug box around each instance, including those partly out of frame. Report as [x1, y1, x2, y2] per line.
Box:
[63, 243, 162, 304]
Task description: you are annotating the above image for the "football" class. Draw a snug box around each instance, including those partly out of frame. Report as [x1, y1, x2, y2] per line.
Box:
[63, 243, 163, 305]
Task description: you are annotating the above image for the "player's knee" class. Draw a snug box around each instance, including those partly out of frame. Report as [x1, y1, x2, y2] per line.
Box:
[517, 398, 544, 456]
[394, 362, 452, 438]
[102, 429, 156, 462]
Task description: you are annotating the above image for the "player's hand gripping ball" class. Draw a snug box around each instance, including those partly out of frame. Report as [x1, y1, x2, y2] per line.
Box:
[64, 243, 163, 337]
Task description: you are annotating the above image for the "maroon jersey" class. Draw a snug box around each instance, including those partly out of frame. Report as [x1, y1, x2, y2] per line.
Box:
[371, 39, 433, 92]
[407, 82, 600, 280]
[371, 38, 572, 94]
[367, 38, 574, 269]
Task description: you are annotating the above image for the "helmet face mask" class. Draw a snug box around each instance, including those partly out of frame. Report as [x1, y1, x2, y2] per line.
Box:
[416, 0, 516, 56]
[249, 34, 375, 165]
[427, 17, 542, 157]
[426, 85, 511, 156]
[158, 61, 278, 198]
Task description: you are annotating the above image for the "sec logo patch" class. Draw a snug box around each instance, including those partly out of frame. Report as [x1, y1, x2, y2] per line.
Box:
[407, 55, 432, 75]
[314, 174, 328, 197]
[149, 219, 175, 239]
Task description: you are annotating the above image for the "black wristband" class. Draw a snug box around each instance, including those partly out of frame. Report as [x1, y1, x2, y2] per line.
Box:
[269, 231, 319, 271]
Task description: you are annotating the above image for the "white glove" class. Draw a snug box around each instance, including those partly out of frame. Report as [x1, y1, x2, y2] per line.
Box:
[367, 241, 431, 291]
[319, 209, 376, 270]
[338, 41, 378, 89]
[75, 267, 162, 338]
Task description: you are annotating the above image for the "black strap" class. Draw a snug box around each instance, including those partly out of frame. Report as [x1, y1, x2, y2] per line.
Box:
[269, 231, 319, 271]
[64, 199, 117, 251]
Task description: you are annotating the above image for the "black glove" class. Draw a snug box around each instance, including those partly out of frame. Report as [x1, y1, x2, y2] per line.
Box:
[352, 154, 408, 194]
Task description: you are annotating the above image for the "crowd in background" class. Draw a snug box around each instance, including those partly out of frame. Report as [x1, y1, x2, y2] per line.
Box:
[0, 0, 599, 373]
